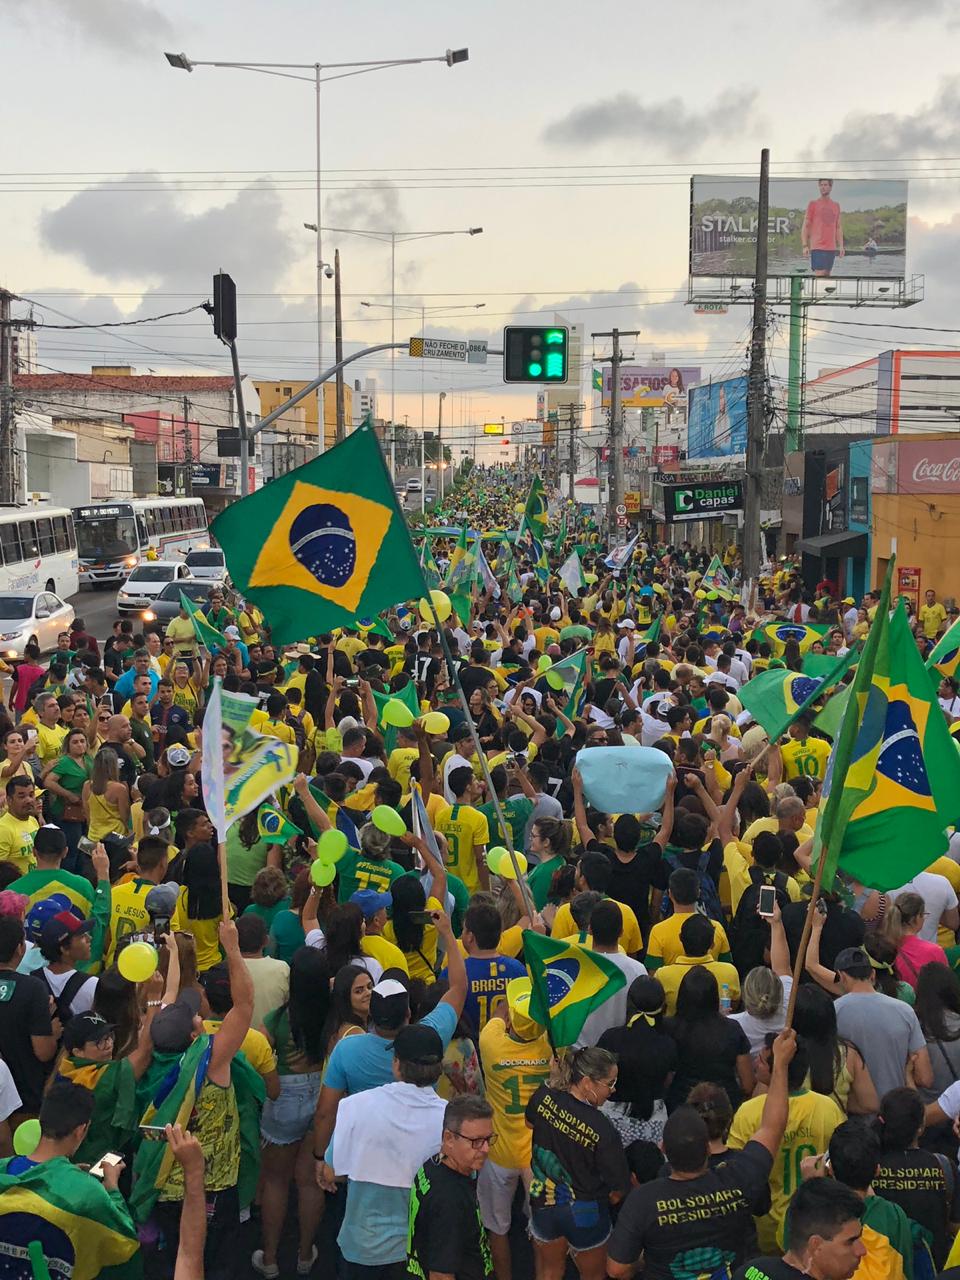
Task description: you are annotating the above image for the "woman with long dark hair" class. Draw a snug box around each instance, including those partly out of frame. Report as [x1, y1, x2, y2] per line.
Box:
[321, 903, 383, 982]
[597, 976, 676, 1146]
[171, 843, 230, 972]
[255, 946, 331, 1279]
[384, 874, 443, 983]
[874, 1087, 953, 1269]
[322, 962, 373, 1058]
[914, 963, 960, 1106]
[664, 966, 753, 1110]
[790, 984, 878, 1114]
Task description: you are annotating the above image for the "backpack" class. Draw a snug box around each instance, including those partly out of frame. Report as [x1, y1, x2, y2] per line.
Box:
[730, 867, 790, 979]
[38, 969, 89, 1031]
[285, 707, 307, 752]
[659, 848, 725, 926]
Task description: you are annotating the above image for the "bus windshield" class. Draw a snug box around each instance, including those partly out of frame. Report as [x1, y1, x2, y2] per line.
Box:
[76, 516, 139, 560]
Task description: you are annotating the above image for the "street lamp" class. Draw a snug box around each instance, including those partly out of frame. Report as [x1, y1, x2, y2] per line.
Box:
[165, 47, 469, 453]
[324, 225, 482, 446]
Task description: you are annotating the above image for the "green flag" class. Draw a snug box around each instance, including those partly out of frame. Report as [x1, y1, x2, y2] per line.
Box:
[593, 367, 603, 392]
[518, 475, 549, 586]
[814, 682, 851, 740]
[926, 615, 960, 681]
[639, 613, 662, 645]
[419, 539, 442, 591]
[545, 649, 588, 728]
[444, 526, 478, 594]
[738, 647, 858, 744]
[372, 681, 422, 752]
[523, 929, 626, 1047]
[813, 567, 960, 891]
[180, 590, 225, 650]
[210, 424, 425, 646]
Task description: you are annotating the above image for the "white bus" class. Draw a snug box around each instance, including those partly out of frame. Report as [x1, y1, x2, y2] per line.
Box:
[0, 505, 79, 598]
[72, 497, 209, 587]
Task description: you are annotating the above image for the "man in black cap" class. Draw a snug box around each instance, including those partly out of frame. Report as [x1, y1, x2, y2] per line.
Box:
[829, 941, 932, 1101]
[327, 1024, 449, 1278]
[36, 908, 97, 1023]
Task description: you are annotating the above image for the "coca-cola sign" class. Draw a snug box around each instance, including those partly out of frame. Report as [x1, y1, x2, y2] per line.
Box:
[897, 440, 960, 493]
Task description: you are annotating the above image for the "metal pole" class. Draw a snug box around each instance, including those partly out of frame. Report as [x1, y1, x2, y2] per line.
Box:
[438, 391, 445, 502]
[230, 340, 249, 497]
[334, 248, 345, 442]
[420, 303, 426, 506]
[183, 395, 193, 497]
[743, 147, 771, 590]
[420, 431, 425, 514]
[609, 329, 623, 542]
[390, 231, 396, 446]
[315, 64, 324, 455]
[0, 290, 14, 505]
[786, 273, 803, 453]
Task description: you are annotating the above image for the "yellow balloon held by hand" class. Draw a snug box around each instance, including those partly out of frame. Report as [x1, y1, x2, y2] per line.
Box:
[117, 940, 159, 984]
[372, 804, 407, 837]
[421, 711, 450, 736]
[311, 860, 336, 888]
[498, 849, 528, 880]
[546, 669, 565, 691]
[537, 655, 553, 674]
[382, 699, 414, 728]
[13, 1119, 40, 1157]
[316, 828, 348, 863]
[419, 590, 451, 623]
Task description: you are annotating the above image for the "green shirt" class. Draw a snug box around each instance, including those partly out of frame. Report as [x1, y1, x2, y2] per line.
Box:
[242, 897, 292, 931]
[526, 855, 565, 912]
[478, 795, 535, 855]
[225, 826, 271, 888]
[335, 850, 407, 903]
[268, 909, 306, 964]
[11, 866, 95, 916]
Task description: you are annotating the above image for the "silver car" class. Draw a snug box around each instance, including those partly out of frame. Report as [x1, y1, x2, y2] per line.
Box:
[0, 591, 76, 660]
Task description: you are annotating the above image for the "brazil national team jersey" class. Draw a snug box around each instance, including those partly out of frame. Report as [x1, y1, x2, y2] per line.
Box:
[780, 736, 832, 782]
[435, 803, 489, 894]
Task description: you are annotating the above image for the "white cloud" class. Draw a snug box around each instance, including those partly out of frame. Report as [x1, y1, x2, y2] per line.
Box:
[542, 88, 760, 155]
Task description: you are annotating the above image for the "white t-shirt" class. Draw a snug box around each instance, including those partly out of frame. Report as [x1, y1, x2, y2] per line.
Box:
[303, 930, 383, 981]
[42, 967, 98, 1016]
[341, 754, 377, 782]
[731, 975, 794, 1055]
[442, 751, 475, 802]
[891, 872, 958, 942]
[0, 1060, 21, 1122]
[640, 710, 671, 747]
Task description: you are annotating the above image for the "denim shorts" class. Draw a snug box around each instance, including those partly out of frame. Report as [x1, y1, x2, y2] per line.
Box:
[529, 1198, 611, 1252]
[260, 1071, 321, 1146]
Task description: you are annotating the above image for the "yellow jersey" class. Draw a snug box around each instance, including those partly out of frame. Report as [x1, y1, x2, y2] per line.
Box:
[781, 737, 832, 782]
[435, 803, 489, 894]
[479, 1016, 552, 1169]
[645, 911, 731, 970]
[550, 897, 642, 956]
[0, 814, 38, 874]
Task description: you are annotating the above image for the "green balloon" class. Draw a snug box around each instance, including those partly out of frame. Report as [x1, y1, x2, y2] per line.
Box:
[13, 1118, 40, 1157]
[546, 669, 565, 690]
[317, 828, 348, 864]
[310, 859, 336, 888]
[372, 804, 407, 837]
[537, 655, 553, 673]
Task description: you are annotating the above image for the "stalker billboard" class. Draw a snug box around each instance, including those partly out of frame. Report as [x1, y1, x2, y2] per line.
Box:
[689, 177, 908, 279]
[601, 365, 701, 409]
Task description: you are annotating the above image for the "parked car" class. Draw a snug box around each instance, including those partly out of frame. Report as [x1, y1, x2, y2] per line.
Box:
[0, 591, 76, 660]
[117, 562, 193, 615]
[139, 578, 212, 627]
[183, 548, 228, 583]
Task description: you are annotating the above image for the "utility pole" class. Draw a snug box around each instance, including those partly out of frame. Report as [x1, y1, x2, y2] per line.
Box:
[182, 395, 193, 497]
[334, 249, 345, 443]
[742, 147, 771, 592]
[592, 328, 640, 542]
[0, 290, 13, 505]
[438, 391, 446, 502]
[786, 274, 805, 453]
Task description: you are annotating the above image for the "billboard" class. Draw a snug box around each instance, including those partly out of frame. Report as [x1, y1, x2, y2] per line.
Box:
[601, 365, 701, 409]
[690, 177, 908, 279]
[687, 374, 748, 459]
[662, 480, 743, 523]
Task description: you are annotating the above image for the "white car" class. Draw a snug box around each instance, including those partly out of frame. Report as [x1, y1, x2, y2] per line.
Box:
[0, 591, 76, 660]
[406, 478, 423, 493]
[117, 562, 193, 615]
[183, 548, 228, 583]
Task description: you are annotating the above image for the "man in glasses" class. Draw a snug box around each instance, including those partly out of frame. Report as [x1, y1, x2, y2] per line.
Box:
[409, 1095, 495, 1280]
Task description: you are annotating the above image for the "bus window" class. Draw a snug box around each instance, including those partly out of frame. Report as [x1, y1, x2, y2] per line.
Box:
[53, 517, 70, 553]
[0, 524, 19, 565]
[20, 521, 39, 560]
[174, 505, 185, 532]
[136, 516, 148, 549]
[145, 507, 158, 537]
[66, 515, 76, 549]
[37, 519, 55, 556]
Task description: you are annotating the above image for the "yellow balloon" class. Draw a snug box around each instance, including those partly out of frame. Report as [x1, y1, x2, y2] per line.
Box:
[485, 847, 506, 877]
[419, 589, 452, 623]
[497, 850, 528, 880]
[372, 804, 407, 837]
[382, 699, 415, 728]
[584, 572, 598, 585]
[537, 655, 553, 673]
[421, 711, 450, 736]
[117, 940, 159, 984]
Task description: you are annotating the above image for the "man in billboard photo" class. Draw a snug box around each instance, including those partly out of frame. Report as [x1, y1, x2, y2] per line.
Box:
[801, 178, 845, 276]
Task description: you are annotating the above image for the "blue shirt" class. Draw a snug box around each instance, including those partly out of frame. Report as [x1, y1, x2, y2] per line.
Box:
[324, 1002, 457, 1096]
[114, 667, 159, 702]
[447, 955, 525, 1038]
[338, 1183, 409, 1266]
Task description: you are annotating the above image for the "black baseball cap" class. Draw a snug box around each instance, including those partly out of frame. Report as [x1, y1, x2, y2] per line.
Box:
[150, 988, 202, 1053]
[834, 947, 872, 980]
[62, 1012, 116, 1052]
[394, 1023, 443, 1066]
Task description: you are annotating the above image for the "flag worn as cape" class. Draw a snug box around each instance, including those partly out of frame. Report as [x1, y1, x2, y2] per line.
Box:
[57, 1055, 138, 1167]
[523, 929, 626, 1047]
[927, 615, 960, 681]
[211, 425, 426, 645]
[814, 568, 960, 891]
[179, 590, 225, 651]
[752, 621, 830, 656]
[0, 1155, 141, 1280]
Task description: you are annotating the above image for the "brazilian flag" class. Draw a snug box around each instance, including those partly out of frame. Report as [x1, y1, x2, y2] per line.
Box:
[927, 615, 960, 681]
[418, 539, 442, 591]
[739, 648, 858, 743]
[211, 426, 425, 646]
[258, 805, 302, 843]
[814, 563, 960, 891]
[518, 475, 549, 586]
[180, 589, 225, 651]
[753, 621, 830, 656]
[524, 930, 626, 1047]
[444, 526, 478, 594]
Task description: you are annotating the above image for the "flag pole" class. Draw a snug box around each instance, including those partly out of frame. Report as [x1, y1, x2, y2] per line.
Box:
[428, 597, 538, 922]
[218, 841, 231, 922]
[783, 848, 827, 1028]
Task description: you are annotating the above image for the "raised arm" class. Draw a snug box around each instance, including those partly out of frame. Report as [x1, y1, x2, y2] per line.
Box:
[209, 920, 254, 1085]
[752, 1028, 797, 1156]
[570, 766, 596, 849]
[294, 772, 332, 835]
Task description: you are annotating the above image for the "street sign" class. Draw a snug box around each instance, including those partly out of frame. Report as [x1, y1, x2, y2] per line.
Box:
[468, 340, 488, 365]
[408, 337, 468, 361]
[694, 302, 729, 315]
[616, 516, 628, 527]
[483, 423, 505, 436]
[615, 503, 627, 516]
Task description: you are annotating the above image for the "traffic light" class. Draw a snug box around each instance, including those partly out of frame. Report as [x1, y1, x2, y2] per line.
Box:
[502, 326, 568, 383]
[212, 271, 237, 345]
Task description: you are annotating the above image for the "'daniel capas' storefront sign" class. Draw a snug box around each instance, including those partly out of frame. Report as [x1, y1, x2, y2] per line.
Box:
[663, 481, 743, 523]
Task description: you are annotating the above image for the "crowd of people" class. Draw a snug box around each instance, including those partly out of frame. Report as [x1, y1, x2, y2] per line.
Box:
[1, 466, 960, 1280]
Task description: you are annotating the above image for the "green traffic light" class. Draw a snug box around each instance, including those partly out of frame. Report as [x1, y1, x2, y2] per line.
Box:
[527, 362, 543, 378]
[545, 329, 564, 345]
[545, 352, 564, 378]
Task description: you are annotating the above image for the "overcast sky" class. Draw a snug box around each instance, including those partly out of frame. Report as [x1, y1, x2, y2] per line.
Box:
[6, 0, 960, 461]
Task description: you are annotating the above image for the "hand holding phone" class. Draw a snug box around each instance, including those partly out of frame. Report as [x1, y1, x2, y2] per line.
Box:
[757, 884, 777, 919]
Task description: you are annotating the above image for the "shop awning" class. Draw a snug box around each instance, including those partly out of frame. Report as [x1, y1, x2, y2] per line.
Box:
[794, 530, 868, 558]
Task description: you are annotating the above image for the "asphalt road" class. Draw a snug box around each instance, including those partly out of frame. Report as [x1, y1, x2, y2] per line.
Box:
[66, 584, 131, 642]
